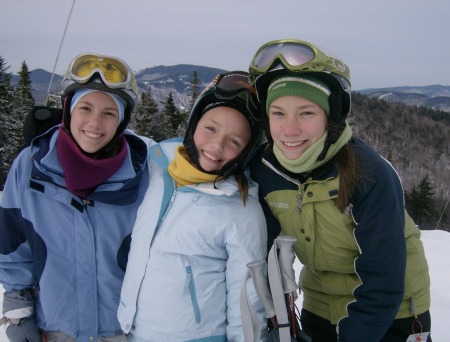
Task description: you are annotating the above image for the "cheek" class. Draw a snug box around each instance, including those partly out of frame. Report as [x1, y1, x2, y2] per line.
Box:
[193, 130, 203, 147]
[269, 119, 280, 135]
[106, 121, 120, 134]
[225, 148, 240, 160]
[316, 121, 328, 137]
[69, 115, 82, 130]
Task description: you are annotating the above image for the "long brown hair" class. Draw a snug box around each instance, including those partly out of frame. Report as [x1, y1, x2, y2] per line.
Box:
[235, 171, 250, 206]
[335, 144, 361, 212]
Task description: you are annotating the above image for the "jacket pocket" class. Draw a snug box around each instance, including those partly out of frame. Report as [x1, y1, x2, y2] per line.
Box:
[185, 266, 201, 323]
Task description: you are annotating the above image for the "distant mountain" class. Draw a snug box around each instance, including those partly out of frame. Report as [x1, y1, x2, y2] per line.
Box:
[11, 69, 64, 105]
[358, 85, 450, 112]
[11, 66, 450, 112]
[11, 65, 227, 109]
[135, 64, 227, 110]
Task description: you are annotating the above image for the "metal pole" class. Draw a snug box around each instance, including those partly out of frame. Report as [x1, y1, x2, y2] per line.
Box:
[435, 190, 449, 230]
[46, 0, 76, 104]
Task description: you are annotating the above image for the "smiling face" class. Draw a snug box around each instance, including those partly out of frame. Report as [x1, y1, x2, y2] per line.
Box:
[69, 91, 120, 153]
[193, 106, 251, 172]
[269, 95, 328, 160]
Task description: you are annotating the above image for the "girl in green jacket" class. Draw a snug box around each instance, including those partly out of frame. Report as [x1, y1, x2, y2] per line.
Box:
[248, 39, 431, 342]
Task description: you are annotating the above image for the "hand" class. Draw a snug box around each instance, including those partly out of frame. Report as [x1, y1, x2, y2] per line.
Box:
[5, 316, 42, 342]
[2, 289, 41, 341]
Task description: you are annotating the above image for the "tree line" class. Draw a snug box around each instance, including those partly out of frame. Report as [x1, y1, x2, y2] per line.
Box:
[0, 56, 448, 231]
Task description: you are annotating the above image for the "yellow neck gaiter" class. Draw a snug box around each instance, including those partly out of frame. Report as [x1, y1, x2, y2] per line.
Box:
[168, 146, 221, 187]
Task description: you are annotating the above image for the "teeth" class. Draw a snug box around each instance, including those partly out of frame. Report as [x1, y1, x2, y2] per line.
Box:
[204, 151, 220, 161]
[284, 141, 305, 147]
[84, 131, 102, 138]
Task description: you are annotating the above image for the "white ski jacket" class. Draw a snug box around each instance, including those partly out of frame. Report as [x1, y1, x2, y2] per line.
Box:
[118, 138, 267, 342]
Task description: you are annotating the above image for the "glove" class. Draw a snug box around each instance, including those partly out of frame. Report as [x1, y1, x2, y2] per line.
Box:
[1, 289, 42, 342]
[4, 317, 42, 342]
[23, 106, 63, 145]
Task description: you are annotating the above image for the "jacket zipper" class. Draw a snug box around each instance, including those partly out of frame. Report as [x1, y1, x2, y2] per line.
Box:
[184, 266, 201, 323]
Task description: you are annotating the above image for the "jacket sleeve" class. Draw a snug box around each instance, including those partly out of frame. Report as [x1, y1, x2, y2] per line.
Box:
[337, 156, 406, 341]
[224, 198, 268, 342]
[0, 153, 37, 293]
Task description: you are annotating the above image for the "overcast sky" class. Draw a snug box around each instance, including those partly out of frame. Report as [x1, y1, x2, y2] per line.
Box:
[1, 0, 449, 90]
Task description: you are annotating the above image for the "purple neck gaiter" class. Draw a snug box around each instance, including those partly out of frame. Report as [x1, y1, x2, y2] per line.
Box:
[57, 127, 127, 198]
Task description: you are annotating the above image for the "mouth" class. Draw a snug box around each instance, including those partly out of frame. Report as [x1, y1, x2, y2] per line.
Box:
[203, 151, 222, 163]
[283, 140, 307, 147]
[83, 130, 103, 139]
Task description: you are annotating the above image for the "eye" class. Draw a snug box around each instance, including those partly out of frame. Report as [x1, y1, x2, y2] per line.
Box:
[104, 111, 118, 117]
[229, 138, 242, 148]
[269, 109, 284, 117]
[299, 110, 314, 117]
[78, 104, 91, 111]
[205, 125, 216, 133]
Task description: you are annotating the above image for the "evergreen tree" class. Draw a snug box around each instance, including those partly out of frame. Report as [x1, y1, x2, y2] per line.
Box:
[406, 175, 437, 229]
[0, 56, 14, 188]
[12, 61, 35, 150]
[175, 109, 188, 138]
[132, 87, 170, 142]
[162, 92, 184, 138]
[188, 71, 201, 111]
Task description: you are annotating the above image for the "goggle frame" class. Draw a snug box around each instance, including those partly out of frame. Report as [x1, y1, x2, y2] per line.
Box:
[201, 71, 260, 122]
[64, 53, 138, 97]
[249, 39, 350, 87]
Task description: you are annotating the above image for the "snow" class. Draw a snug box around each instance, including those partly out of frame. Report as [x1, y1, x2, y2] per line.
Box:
[293, 230, 450, 340]
[0, 186, 449, 341]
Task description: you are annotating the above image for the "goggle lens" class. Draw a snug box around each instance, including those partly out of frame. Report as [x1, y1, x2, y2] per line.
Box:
[68, 54, 135, 91]
[215, 73, 255, 95]
[203, 72, 259, 121]
[252, 42, 315, 69]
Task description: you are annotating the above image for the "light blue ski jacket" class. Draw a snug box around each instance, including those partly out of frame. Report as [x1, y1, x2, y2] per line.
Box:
[0, 127, 153, 341]
[118, 138, 267, 342]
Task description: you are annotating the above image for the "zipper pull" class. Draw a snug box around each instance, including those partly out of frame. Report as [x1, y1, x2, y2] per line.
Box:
[410, 296, 416, 317]
[295, 193, 302, 212]
[184, 266, 192, 293]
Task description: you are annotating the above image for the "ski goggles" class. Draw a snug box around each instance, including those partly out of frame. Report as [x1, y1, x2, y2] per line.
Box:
[66, 53, 138, 95]
[249, 39, 345, 84]
[202, 71, 259, 119]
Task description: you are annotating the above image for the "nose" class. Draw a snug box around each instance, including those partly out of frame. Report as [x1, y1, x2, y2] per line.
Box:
[210, 134, 226, 152]
[282, 116, 301, 136]
[88, 111, 103, 127]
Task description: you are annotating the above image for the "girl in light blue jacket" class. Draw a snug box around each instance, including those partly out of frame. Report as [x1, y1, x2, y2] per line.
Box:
[118, 72, 267, 342]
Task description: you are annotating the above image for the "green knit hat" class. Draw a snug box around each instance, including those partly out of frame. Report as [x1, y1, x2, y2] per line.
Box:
[266, 75, 331, 115]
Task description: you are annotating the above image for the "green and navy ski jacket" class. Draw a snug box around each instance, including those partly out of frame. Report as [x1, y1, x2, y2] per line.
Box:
[249, 138, 430, 342]
[0, 126, 153, 341]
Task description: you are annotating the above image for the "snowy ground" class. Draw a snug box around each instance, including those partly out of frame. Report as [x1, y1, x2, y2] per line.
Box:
[293, 229, 450, 341]
[0, 210, 448, 341]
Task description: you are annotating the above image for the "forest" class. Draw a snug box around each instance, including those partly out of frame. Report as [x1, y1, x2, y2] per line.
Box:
[1, 56, 448, 231]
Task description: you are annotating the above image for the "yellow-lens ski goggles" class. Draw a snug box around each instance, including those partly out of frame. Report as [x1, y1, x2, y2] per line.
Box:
[66, 53, 138, 95]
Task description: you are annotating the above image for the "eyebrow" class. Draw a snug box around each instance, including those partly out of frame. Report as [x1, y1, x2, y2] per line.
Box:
[269, 103, 318, 110]
[77, 100, 119, 112]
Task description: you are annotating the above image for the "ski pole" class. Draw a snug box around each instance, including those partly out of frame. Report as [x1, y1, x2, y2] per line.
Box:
[268, 240, 291, 342]
[277, 235, 299, 338]
[246, 260, 278, 328]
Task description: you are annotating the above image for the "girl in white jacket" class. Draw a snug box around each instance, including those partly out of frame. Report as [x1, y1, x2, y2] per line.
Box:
[118, 71, 268, 342]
